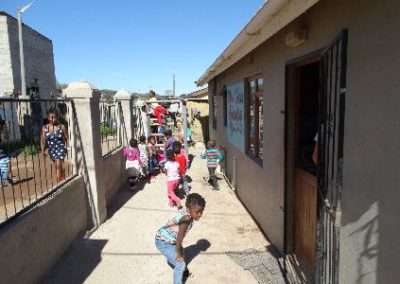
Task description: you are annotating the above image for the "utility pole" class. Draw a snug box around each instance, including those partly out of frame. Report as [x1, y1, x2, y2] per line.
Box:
[17, 0, 38, 99]
[173, 73, 175, 97]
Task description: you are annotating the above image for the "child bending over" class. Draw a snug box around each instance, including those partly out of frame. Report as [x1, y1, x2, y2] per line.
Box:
[155, 193, 206, 284]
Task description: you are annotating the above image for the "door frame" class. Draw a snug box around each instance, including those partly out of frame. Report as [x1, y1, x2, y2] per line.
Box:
[284, 50, 321, 279]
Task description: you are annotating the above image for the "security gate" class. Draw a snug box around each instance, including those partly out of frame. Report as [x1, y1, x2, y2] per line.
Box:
[316, 29, 348, 284]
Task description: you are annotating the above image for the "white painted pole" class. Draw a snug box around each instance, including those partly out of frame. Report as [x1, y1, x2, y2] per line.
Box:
[17, 0, 38, 99]
[182, 101, 188, 160]
[17, 12, 28, 98]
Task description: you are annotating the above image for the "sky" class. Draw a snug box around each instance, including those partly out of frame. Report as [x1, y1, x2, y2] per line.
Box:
[1, 0, 265, 95]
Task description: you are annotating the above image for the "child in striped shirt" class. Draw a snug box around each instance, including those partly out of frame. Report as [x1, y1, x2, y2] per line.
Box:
[201, 140, 223, 190]
[155, 193, 206, 284]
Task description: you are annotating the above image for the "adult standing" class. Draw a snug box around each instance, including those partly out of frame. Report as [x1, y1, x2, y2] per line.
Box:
[40, 108, 69, 183]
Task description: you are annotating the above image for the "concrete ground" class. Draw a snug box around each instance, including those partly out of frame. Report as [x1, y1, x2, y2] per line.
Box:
[42, 146, 270, 284]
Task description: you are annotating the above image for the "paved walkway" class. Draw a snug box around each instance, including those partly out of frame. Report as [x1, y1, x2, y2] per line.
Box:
[43, 147, 270, 284]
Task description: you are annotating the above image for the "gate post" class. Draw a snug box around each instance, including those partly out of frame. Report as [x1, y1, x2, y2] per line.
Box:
[114, 89, 133, 146]
[63, 81, 106, 227]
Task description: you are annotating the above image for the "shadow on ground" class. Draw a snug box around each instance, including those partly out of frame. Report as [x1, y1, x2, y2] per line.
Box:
[42, 238, 108, 284]
[107, 177, 148, 218]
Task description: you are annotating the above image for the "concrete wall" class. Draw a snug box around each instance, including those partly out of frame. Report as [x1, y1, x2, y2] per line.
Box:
[208, 0, 400, 282]
[101, 148, 128, 204]
[0, 14, 14, 93]
[0, 176, 88, 284]
[0, 12, 56, 98]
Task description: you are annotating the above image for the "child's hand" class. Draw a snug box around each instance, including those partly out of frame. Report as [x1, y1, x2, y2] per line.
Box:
[176, 252, 184, 262]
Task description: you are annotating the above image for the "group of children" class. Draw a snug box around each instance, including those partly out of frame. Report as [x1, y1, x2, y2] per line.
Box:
[123, 133, 223, 284]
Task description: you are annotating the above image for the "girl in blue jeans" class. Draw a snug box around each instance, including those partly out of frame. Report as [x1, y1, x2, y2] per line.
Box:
[155, 193, 206, 284]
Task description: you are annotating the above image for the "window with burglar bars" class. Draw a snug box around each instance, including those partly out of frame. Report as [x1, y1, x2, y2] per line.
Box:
[0, 99, 76, 226]
[246, 75, 264, 162]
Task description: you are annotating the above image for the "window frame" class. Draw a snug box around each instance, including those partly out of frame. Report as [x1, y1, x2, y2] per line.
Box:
[212, 80, 217, 130]
[245, 74, 264, 165]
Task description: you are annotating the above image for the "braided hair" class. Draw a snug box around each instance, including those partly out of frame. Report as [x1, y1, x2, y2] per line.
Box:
[185, 193, 206, 209]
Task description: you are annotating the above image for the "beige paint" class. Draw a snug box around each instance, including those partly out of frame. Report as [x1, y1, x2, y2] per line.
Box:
[208, 0, 400, 282]
[101, 148, 129, 204]
[0, 176, 87, 284]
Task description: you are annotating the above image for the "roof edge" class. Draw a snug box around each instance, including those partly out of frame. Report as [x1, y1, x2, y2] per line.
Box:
[196, 0, 320, 86]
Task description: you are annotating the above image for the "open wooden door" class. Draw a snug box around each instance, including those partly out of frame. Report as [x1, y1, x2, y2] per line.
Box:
[285, 57, 320, 280]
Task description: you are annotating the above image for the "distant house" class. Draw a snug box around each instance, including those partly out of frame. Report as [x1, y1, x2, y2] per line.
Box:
[0, 11, 56, 98]
[197, 0, 399, 283]
[186, 88, 209, 143]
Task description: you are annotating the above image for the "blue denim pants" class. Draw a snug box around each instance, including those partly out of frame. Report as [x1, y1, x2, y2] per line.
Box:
[148, 154, 157, 175]
[155, 238, 186, 284]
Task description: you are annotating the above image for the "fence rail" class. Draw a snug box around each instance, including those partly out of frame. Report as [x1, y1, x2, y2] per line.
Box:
[0, 98, 76, 225]
[100, 100, 122, 156]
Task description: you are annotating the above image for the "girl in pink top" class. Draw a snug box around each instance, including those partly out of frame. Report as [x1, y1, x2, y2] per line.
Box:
[123, 138, 141, 189]
[164, 150, 182, 208]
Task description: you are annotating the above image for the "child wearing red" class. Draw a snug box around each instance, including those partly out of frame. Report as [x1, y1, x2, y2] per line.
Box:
[153, 104, 168, 124]
[173, 141, 189, 194]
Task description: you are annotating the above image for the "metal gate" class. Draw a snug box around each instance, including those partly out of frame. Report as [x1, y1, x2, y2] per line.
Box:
[316, 29, 348, 284]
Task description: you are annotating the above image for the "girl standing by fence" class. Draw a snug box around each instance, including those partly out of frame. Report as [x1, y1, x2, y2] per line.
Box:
[40, 108, 69, 183]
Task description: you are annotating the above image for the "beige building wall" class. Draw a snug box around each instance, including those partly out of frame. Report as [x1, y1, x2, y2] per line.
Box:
[208, 0, 400, 282]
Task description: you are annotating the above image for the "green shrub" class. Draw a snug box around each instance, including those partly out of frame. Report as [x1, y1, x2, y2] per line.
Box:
[100, 123, 117, 137]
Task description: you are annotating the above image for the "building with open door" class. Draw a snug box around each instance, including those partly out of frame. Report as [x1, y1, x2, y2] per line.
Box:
[196, 0, 400, 283]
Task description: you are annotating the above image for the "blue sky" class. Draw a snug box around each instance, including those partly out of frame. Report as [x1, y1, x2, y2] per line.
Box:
[1, 0, 265, 95]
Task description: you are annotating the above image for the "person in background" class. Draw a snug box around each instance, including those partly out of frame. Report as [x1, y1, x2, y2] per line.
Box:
[173, 142, 189, 194]
[147, 136, 158, 180]
[163, 150, 182, 208]
[41, 108, 69, 183]
[138, 135, 149, 178]
[153, 103, 168, 125]
[201, 140, 223, 190]
[155, 193, 206, 284]
[0, 149, 13, 187]
[164, 129, 176, 154]
[123, 138, 141, 189]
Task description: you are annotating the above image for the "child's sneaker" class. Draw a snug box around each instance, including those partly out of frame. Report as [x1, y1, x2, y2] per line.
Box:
[183, 269, 194, 280]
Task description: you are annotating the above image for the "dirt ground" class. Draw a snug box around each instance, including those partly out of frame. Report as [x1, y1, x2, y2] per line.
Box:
[0, 154, 73, 222]
[42, 145, 270, 284]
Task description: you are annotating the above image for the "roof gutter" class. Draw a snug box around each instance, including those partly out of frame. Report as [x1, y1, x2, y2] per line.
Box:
[196, 0, 320, 86]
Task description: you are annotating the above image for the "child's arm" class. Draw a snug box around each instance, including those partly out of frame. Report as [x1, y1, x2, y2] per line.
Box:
[200, 150, 207, 159]
[217, 150, 224, 163]
[175, 215, 191, 261]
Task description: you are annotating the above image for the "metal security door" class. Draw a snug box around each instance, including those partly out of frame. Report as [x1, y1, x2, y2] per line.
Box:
[316, 29, 348, 284]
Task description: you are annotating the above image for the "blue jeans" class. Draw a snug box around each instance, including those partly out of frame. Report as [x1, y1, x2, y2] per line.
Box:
[148, 155, 157, 175]
[155, 238, 186, 284]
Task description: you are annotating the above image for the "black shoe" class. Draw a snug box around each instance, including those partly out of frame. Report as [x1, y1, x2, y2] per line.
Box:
[183, 269, 193, 279]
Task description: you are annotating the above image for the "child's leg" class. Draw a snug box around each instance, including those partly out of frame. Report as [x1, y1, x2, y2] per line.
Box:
[155, 239, 186, 284]
[208, 167, 219, 189]
[142, 164, 148, 177]
[167, 180, 182, 207]
[148, 159, 153, 176]
[181, 174, 189, 194]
